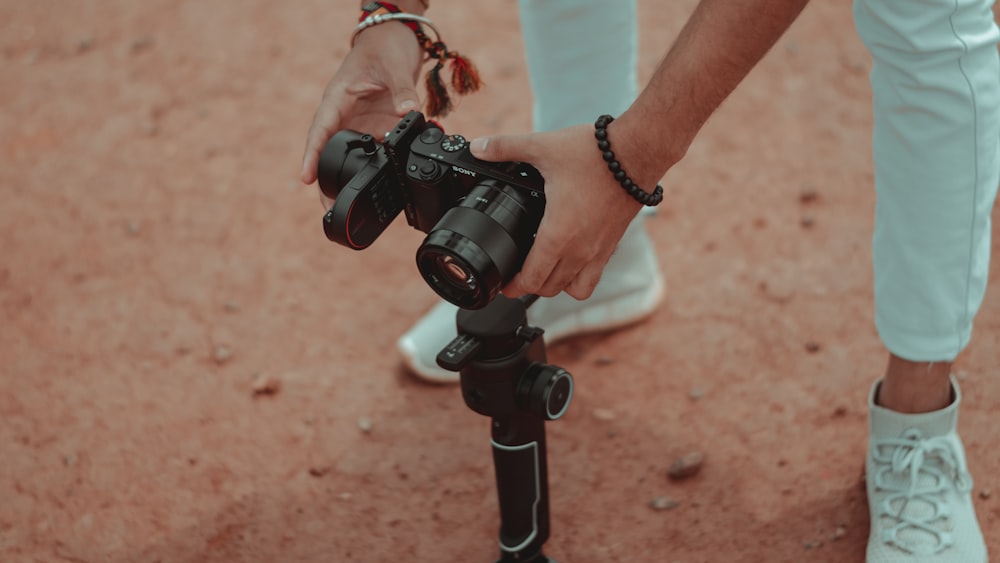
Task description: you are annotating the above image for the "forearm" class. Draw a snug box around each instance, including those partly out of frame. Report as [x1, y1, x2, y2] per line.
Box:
[615, 0, 811, 181]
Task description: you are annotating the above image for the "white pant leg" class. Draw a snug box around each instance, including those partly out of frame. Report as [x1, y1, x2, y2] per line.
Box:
[854, 0, 1000, 361]
[518, 0, 638, 132]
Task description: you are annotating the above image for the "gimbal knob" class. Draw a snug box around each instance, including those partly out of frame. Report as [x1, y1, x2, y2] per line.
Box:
[517, 363, 574, 421]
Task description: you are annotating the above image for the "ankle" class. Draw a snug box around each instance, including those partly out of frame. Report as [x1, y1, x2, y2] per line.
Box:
[876, 354, 953, 414]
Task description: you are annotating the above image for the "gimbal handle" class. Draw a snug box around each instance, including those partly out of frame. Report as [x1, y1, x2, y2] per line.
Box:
[436, 295, 567, 563]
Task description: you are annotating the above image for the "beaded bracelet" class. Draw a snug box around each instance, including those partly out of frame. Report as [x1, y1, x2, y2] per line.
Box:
[594, 115, 663, 207]
[353, 1, 481, 117]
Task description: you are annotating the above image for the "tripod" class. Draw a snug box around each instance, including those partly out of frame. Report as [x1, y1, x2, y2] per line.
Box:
[437, 294, 573, 563]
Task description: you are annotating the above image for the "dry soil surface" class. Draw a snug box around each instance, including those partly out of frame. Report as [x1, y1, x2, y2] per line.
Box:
[2, 1, 999, 562]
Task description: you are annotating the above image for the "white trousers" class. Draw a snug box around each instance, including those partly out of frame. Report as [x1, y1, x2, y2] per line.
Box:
[855, 0, 1000, 361]
[520, 0, 1000, 362]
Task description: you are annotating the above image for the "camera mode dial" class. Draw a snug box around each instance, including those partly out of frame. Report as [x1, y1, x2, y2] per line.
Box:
[441, 134, 467, 152]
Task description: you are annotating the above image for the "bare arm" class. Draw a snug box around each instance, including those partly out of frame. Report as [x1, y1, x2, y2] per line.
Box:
[614, 0, 812, 186]
[471, 0, 812, 299]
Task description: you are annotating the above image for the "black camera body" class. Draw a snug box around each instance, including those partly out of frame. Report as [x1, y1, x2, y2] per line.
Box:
[319, 111, 545, 309]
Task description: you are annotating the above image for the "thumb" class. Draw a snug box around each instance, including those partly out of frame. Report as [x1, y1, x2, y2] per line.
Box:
[469, 133, 540, 163]
[391, 84, 421, 115]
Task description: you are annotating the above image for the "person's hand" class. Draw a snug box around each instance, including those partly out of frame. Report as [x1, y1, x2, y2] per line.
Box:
[469, 124, 650, 300]
[300, 22, 424, 186]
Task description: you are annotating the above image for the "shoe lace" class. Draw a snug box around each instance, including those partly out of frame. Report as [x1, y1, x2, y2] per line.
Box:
[871, 428, 973, 555]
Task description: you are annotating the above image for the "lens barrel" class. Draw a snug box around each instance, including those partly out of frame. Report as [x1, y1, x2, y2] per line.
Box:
[416, 180, 540, 310]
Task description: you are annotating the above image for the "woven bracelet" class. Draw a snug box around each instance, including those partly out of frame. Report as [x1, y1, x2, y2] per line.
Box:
[594, 115, 663, 207]
[353, 1, 481, 117]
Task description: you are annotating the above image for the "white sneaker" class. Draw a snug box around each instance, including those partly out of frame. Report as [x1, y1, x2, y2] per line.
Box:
[397, 216, 664, 383]
[866, 377, 987, 562]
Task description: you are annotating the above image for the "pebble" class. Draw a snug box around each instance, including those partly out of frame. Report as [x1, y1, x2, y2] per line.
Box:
[832, 526, 847, 541]
[213, 345, 233, 364]
[593, 408, 616, 421]
[251, 373, 281, 397]
[357, 416, 373, 433]
[980, 489, 991, 500]
[668, 451, 705, 480]
[799, 185, 819, 203]
[76, 36, 94, 53]
[130, 36, 154, 54]
[649, 496, 680, 511]
[308, 466, 330, 477]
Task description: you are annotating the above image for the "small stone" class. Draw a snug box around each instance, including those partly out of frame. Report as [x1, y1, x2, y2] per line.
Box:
[980, 489, 991, 500]
[832, 526, 847, 541]
[804, 341, 821, 353]
[804, 541, 822, 550]
[308, 466, 330, 477]
[592, 408, 616, 421]
[251, 373, 281, 397]
[213, 345, 233, 364]
[357, 416, 373, 433]
[649, 496, 680, 511]
[799, 185, 818, 203]
[130, 36, 154, 54]
[76, 36, 94, 53]
[688, 388, 705, 401]
[668, 451, 705, 480]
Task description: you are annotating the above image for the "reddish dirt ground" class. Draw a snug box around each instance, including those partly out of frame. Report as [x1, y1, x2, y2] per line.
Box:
[2, 1, 999, 562]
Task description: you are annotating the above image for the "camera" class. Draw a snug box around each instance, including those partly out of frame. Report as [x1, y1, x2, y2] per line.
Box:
[318, 111, 545, 309]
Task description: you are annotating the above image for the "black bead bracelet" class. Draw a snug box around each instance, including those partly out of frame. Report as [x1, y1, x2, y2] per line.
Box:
[594, 115, 663, 207]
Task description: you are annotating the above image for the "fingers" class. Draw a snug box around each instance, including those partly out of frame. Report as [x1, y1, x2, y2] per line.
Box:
[502, 220, 605, 299]
[390, 85, 421, 115]
[300, 88, 350, 185]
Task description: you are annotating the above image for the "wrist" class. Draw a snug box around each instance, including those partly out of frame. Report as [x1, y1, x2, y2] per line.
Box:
[602, 111, 682, 200]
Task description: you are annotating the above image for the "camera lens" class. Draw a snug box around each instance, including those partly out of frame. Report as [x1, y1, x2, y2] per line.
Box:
[416, 180, 542, 309]
[437, 255, 477, 290]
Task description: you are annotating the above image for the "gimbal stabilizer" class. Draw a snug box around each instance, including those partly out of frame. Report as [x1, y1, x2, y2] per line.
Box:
[436, 294, 574, 563]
